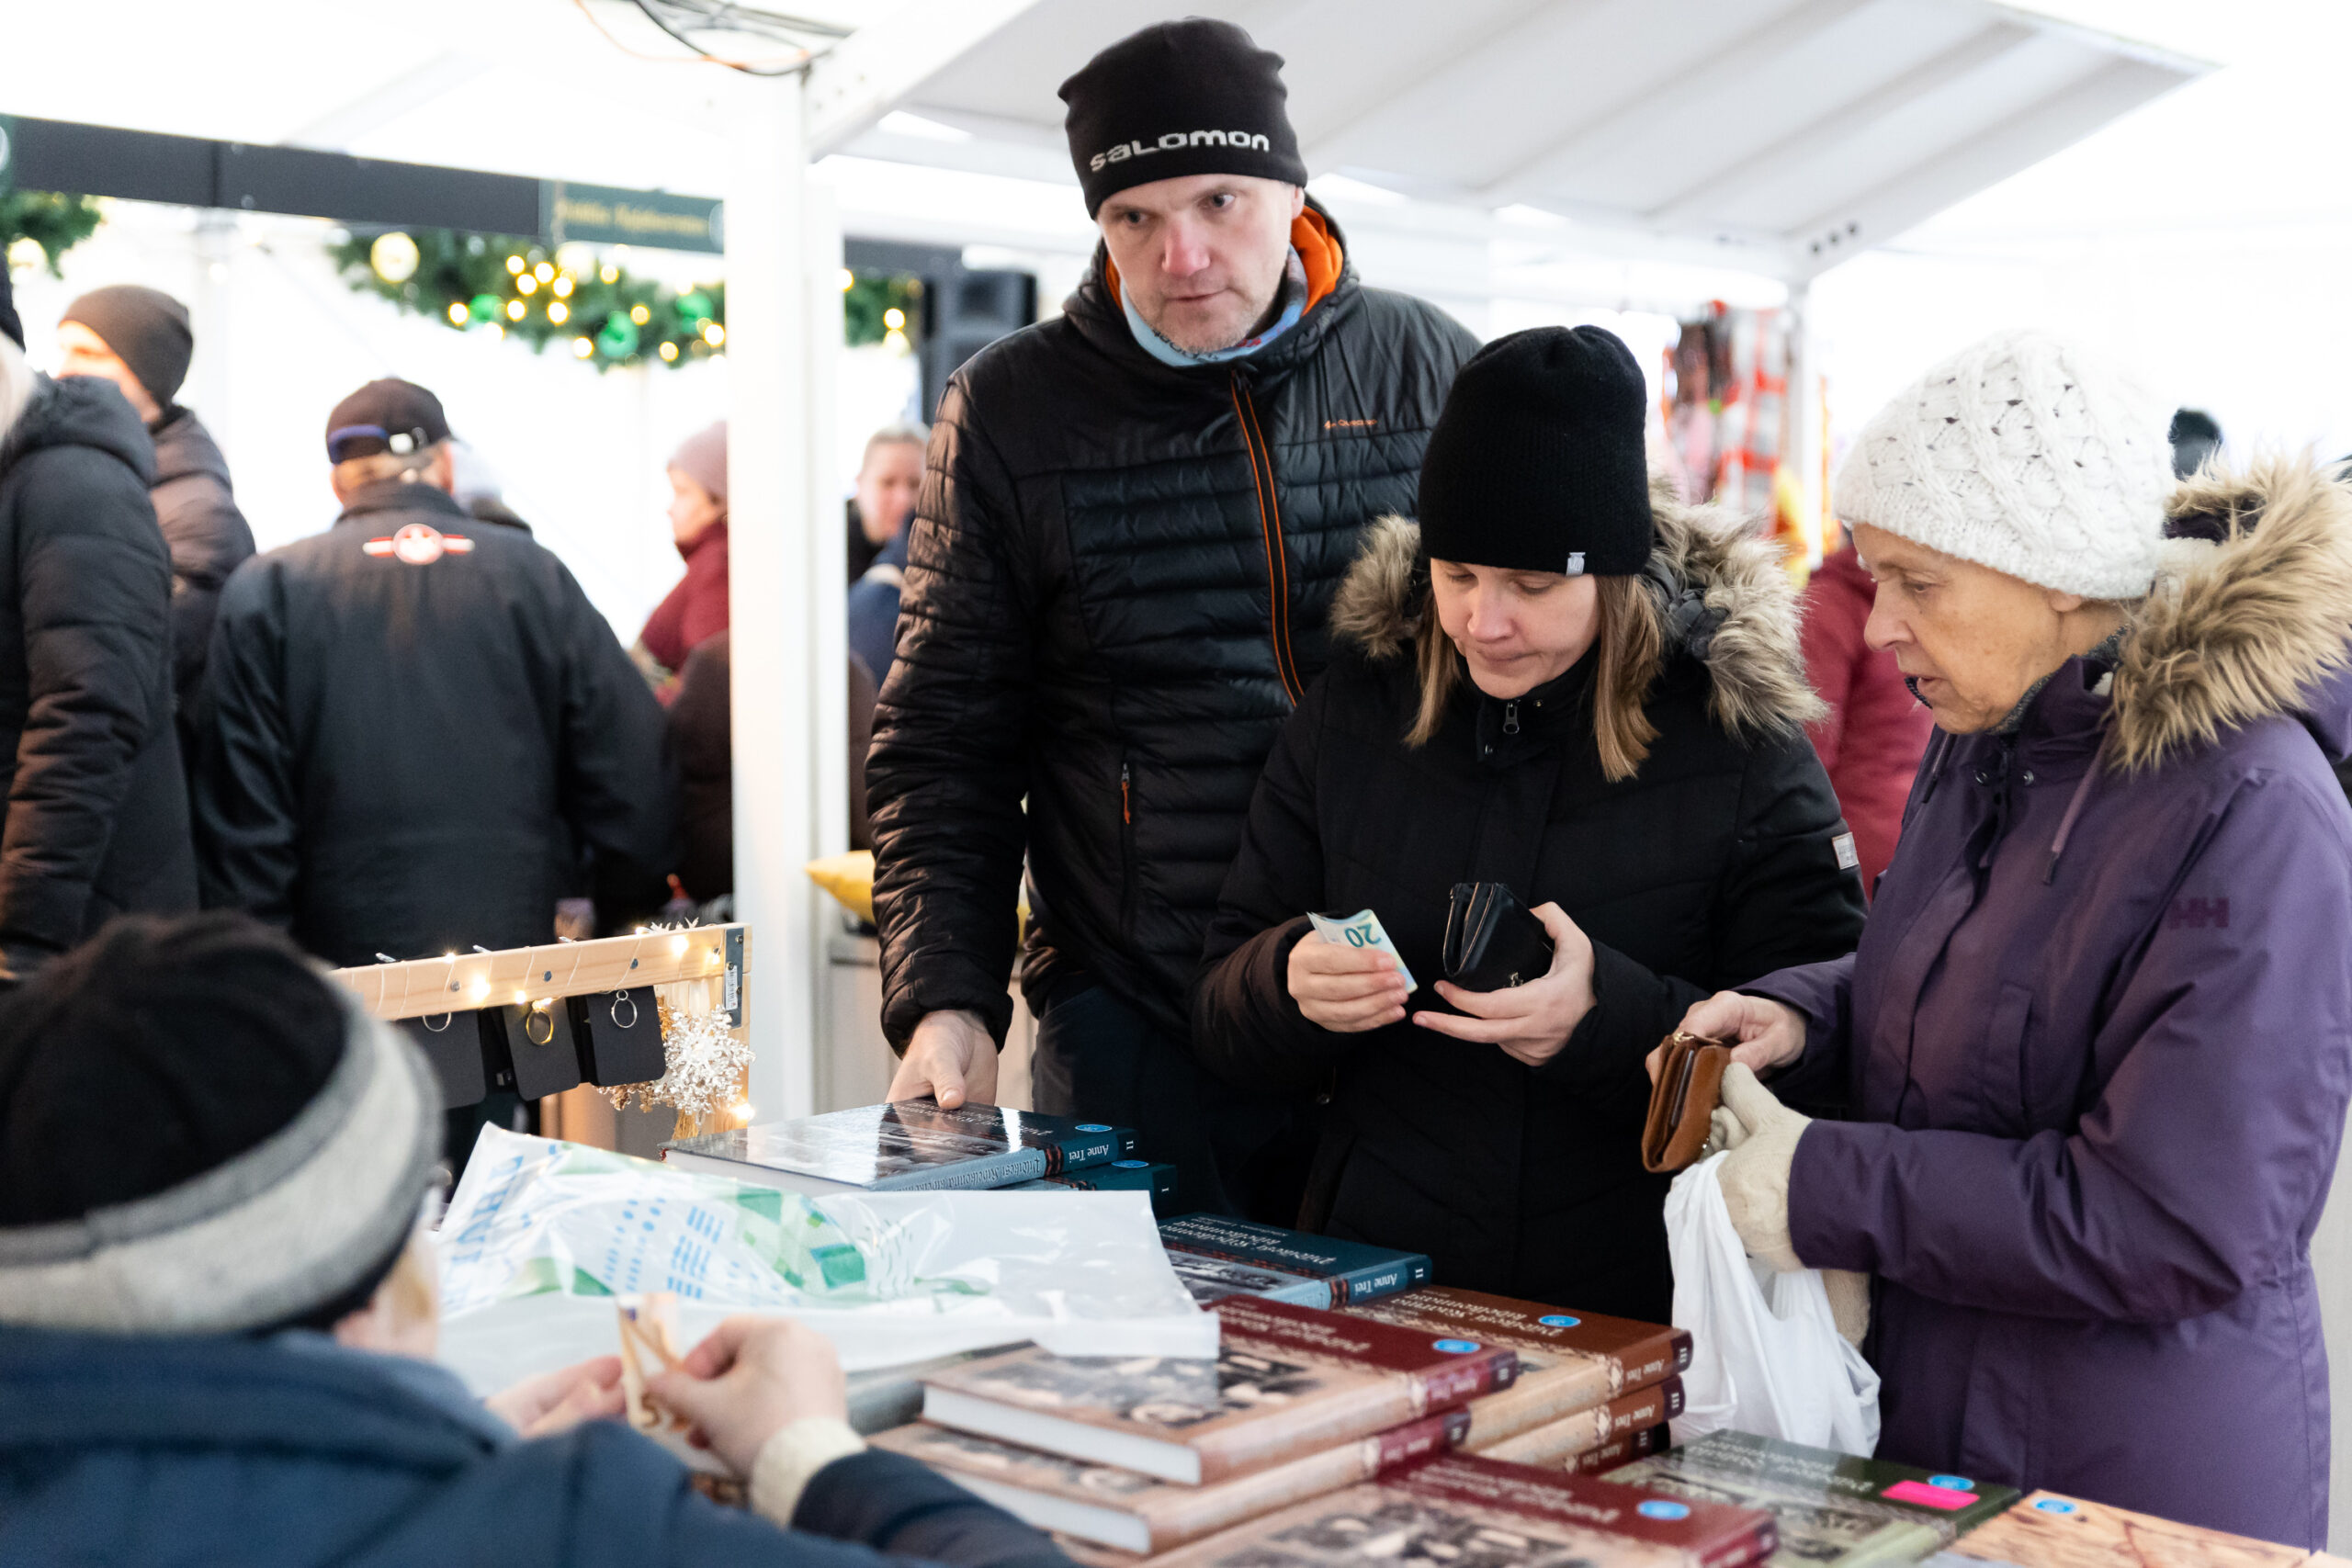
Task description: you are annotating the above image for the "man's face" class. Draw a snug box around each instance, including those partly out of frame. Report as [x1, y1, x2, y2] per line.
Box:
[56, 321, 161, 424]
[855, 439, 923, 546]
[1097, 174, 1305, 355]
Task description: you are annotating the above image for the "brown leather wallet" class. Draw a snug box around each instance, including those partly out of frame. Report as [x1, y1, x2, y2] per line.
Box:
[1642, 1032, 1734, 1173]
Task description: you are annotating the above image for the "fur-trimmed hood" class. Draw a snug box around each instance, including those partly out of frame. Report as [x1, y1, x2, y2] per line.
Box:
[1329, 478, 1824, 738]
[2109, 456, 2352, 771]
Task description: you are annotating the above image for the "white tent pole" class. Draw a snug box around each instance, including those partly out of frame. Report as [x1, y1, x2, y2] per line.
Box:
[727, 69, 817, 1122]
[1786, 278, 1824, 565]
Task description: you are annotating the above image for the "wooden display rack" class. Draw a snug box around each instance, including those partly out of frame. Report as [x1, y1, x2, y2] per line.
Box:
[329, 924, 753, 1146]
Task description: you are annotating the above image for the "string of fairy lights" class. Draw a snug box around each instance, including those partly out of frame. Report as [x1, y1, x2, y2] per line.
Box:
[334, 228, 728, 370]
[335, 227, 924, 369]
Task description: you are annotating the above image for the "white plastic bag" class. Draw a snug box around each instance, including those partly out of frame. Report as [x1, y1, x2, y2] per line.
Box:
[431, 1127, 1215, 1395]
[1666, 1152, 1880, 1455]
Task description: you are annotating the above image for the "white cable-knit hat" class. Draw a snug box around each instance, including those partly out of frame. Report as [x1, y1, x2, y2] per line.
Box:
[1835, 328, 2172, 600]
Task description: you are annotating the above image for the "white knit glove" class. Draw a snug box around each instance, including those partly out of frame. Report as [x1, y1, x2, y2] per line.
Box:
[748, 1416, 867, 1528]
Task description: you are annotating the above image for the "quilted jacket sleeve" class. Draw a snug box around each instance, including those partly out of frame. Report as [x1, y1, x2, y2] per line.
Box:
[1193, 671, 1344, 1092]
[866, 379, 1036, 1049]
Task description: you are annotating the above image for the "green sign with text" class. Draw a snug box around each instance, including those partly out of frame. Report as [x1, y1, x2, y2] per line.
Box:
[542, 181, 721, 254]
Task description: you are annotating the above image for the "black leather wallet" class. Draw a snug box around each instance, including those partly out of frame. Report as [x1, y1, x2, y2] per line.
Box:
[1441, 882, 1555, 991]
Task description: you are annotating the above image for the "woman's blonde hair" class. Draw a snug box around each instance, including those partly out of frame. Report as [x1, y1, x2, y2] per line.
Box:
[1408, 572, 1664, 782]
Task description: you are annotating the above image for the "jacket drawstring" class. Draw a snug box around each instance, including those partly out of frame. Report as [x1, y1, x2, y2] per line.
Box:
[1917, 728, 1957, 807]
[2044, 762, 2100, 886]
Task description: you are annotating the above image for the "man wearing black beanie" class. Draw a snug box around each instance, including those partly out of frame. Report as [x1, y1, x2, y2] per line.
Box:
[870, 19, 1477, 1220]
[58, 285, 255, 769]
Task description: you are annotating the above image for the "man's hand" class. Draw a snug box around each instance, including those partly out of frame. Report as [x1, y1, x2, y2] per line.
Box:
[887, 1009, 998, 1109]
[645, 1317, 849, 1477]
[1646, 991, 1807, 1082]
[1414, 904, 1594, 1067]
[484, 1354, 627, 1438]
[1288, 929, 1409, 1032]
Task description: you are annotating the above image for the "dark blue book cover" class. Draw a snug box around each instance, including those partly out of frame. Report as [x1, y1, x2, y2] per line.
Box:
[1159, 1214, 1432, 1305]
[1018, 1158, 1178, 1209]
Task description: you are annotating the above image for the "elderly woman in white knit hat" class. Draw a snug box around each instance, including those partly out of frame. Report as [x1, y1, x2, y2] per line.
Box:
[1657, 329, 2352, 1542]
[0, 913, 1076, 1568]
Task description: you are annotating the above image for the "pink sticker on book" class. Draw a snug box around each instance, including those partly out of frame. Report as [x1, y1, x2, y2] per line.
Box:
[1881, 1479, 1979, 1510]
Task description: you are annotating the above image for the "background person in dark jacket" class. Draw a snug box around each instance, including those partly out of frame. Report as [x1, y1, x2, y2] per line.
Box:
[1196, 329, 1865, 1320]
[846, 422, 924, 582]
[0, 275, 195, 983]
[56, 284, 256, 758]
[0, 913, 1077, 1568]
[873, 19, 1478, 1219]
[193, 378, 676, 968]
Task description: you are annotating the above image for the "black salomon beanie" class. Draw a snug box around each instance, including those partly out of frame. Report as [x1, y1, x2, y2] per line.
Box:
[1416, 326, 1656, 577]
[1060, 19, 1309, 217]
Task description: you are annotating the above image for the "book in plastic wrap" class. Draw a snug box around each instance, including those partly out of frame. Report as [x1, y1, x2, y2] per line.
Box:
[1148, 1451, 1779, 1568]
[920, 1294, 1520, 1484]
[1344, 1287, 1692, 1449]
[1603, 1430, 2020, 1566]
[1013, 1158, 1180, 1211]
[661, 1098, 1136, 1193]
[1941, 1491, 2312, 1568]
[871, 1407, 1471, 1553]
[1159, 1214, 1431, 1306]
[1480, 1378, 1686, 1468]
[1169, 1248, 1331, 1308]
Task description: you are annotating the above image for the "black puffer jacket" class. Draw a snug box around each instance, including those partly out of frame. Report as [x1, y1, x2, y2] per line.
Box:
[0, 375, 195, 976]
[148, 406, 254, 738]
[194, 479, 676, 964]
[868, 206, 1478, 1045]
[1195, 499, 1867, 1321]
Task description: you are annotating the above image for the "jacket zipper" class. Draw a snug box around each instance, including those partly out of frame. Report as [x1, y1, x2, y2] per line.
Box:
[1503, 701, 1521, 736]
[1230, 372, 1305, 705]
[1118, 761, 1136, 934]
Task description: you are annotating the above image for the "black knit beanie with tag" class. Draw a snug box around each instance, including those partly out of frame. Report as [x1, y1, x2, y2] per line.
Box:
[62, 285, 194, 407]
[1417, 326, 1656, 577]
[1060, 19, 1309, 217]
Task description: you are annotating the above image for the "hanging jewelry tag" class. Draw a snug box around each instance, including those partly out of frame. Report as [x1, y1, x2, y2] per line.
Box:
[721, 927, 745, 1027]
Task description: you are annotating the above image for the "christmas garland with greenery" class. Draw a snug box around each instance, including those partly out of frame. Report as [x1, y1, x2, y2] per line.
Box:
[2, 189, 104, 276]
[333, 228, 727, 370]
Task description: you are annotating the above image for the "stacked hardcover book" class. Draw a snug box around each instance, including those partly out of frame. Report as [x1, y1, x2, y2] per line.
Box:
[1939, 1489, 2335, 1568]
[875, 1292, 1771, 1565]
[1157, 1215, 1432, 1310]
[1341, 1287, 1690, 1473]
[1600, 1431, 2019, 1566]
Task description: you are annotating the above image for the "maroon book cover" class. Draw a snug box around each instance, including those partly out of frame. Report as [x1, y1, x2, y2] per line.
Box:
[922, 1295, 1519, 1485]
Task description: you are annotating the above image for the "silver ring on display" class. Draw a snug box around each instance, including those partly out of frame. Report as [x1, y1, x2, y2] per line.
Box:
[423, 1011, 453, 1033]
[612, 991, 638, 1030]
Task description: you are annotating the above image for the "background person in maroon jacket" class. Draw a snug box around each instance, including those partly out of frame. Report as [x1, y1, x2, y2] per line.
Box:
[637, 421, 729, 697]
[1798, 529, 1931, 897]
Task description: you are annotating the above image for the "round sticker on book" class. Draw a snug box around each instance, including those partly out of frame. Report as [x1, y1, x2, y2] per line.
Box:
[1112, 1159, 1148, 1168]
[2034, 1499, 2079, 1515]
[1637, 1502, 1691, 1521]
[1431, 1339, 1481, 1354]
[1928, 1476, 1975, 1492]
[1076, 1123, 1112, 1133]
[1537, 1314, 1582, 1328]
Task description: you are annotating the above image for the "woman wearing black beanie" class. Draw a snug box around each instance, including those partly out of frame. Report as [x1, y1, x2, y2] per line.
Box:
[1194, 326, 1866, 1320]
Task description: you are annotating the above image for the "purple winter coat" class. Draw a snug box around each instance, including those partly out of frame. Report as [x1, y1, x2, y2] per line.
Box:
[1748, 461, 2352, 1547]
